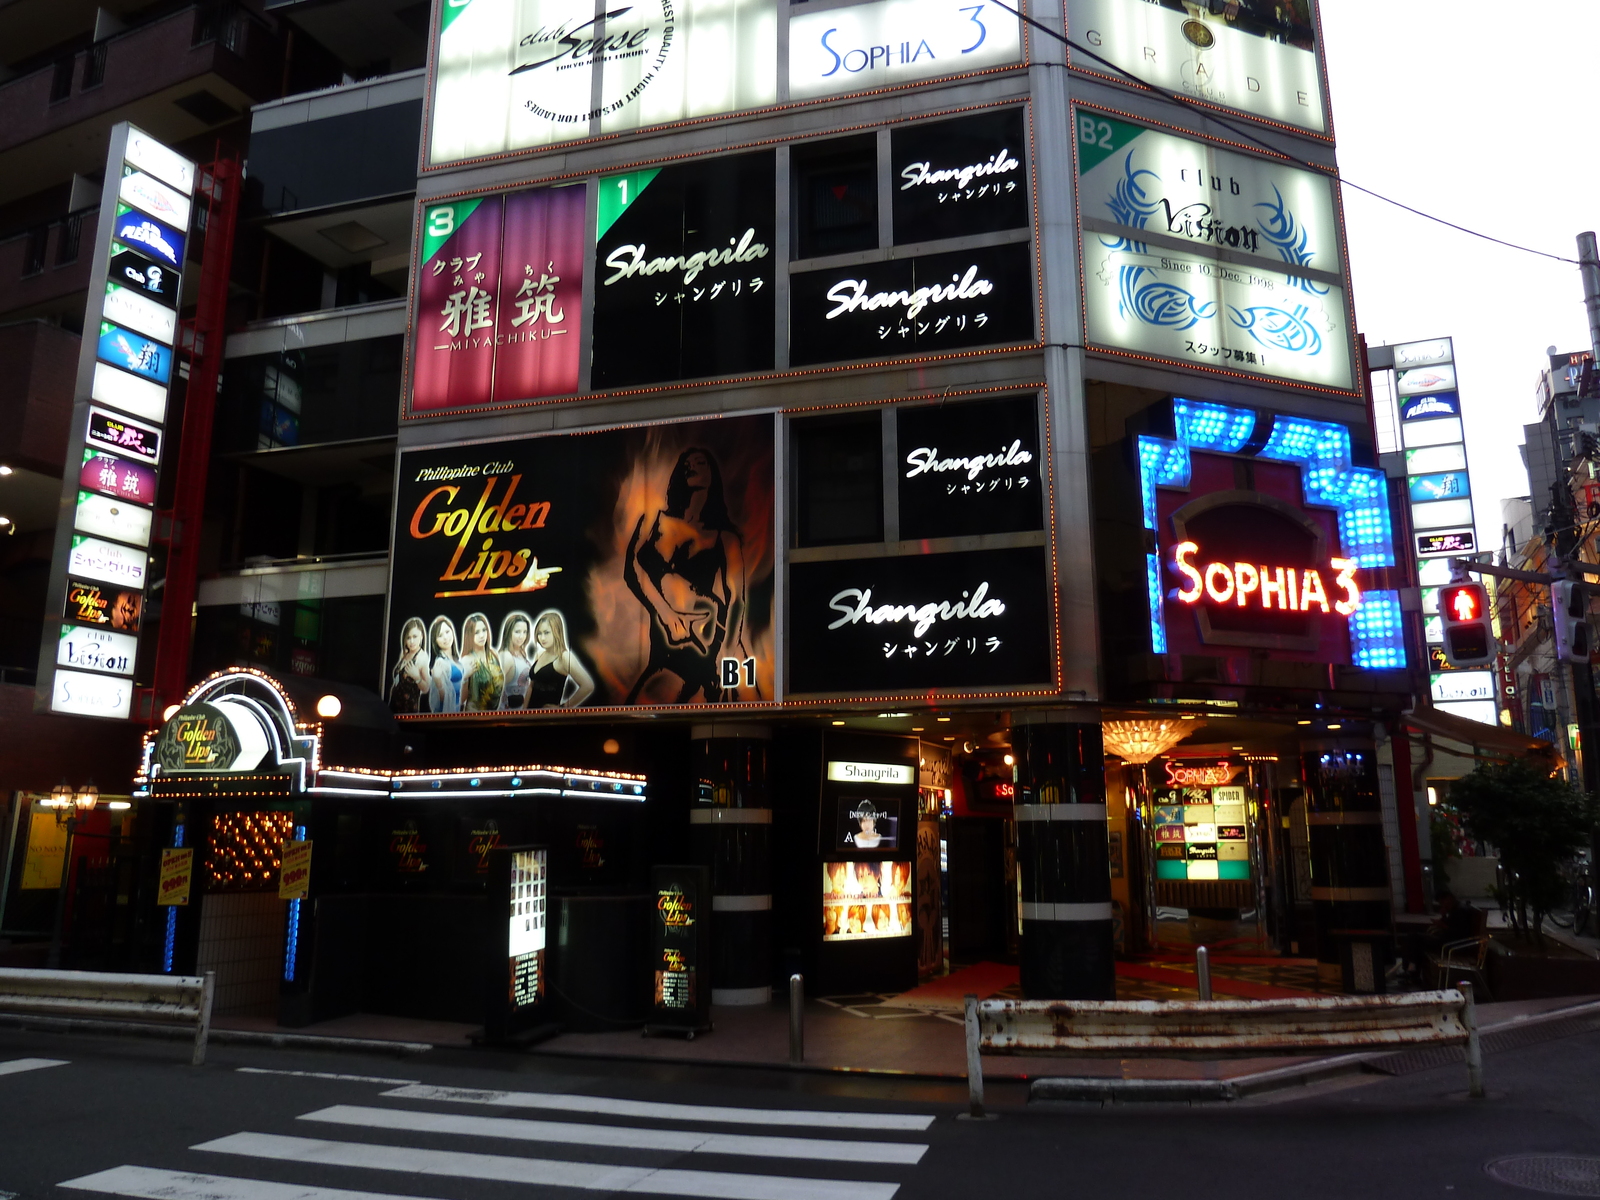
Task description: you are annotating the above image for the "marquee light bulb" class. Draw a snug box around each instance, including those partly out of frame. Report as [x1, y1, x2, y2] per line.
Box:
[315, 694, 342, 719]
[162, 704, 180, 720]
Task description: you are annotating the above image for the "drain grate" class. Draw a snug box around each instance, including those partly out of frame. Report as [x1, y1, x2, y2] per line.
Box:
[1486, 1156, 1600, 1195]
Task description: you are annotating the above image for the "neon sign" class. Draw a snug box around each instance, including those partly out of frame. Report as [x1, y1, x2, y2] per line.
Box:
[1168, 541, 1361, 617]
[1163, 760, 1239, 788]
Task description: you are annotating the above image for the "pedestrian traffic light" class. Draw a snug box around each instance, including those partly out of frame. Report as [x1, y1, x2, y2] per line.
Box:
[1438, 578, 1495, 668]
[1553, 580, 1591, 665]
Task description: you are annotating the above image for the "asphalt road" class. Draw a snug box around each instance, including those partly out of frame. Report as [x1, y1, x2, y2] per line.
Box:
[0, 1021, 1597, 1200]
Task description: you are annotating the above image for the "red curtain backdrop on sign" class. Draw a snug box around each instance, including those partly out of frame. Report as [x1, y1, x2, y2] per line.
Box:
[493, 185, 584, 405]
[412, 196, 504, 412]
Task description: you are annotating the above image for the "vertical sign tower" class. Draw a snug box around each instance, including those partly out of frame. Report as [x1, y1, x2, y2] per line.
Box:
[34, 124, 197, 720]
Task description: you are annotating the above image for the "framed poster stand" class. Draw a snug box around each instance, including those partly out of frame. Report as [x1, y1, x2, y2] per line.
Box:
[643, 864, 712, 1039]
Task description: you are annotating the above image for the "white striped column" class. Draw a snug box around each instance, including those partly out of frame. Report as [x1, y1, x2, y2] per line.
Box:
[689, 724, 772, 1007]
[1013, 719, 1116, 999]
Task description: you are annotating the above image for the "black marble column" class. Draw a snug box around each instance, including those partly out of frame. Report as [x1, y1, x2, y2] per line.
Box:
[689, 725, 772, 1006]
[1300, 742, 1391, 966]
[1013, 720, 1116, 999]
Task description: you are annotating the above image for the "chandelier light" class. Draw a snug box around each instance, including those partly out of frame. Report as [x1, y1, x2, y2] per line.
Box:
[1102, 719, 1194, 765]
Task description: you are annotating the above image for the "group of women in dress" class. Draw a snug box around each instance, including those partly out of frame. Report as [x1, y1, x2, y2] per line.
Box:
[388, 609, 595, 713]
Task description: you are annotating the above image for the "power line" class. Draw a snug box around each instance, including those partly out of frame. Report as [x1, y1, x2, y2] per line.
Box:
[991, 1, 1580, 266]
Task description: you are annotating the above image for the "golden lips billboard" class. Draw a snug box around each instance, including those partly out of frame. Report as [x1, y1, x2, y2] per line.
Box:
[386, 414, 775, 714]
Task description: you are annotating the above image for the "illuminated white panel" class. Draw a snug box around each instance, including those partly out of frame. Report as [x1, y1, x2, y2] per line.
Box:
[50, 668, 133, 719]
[1411, 498, 1475, 530]
[1065, 0, 1325, 133]
[74, 492, 152, 547]
[67, 536, 147, 589]
[1401, 417, 1463, 448]
[91, 362, 168, 424]
[1393, 338, 1453, 368]
[790, 0, 1022, 100]
[119, 171, 192, 229]
[1436, 699, 1498, 727]
[102, 282, 176, 345]
[57, 624, 139, 677]
[1405, 443, 1467, 475]
[1431, 672, 1495, 704]
[125, 128, 196, 193]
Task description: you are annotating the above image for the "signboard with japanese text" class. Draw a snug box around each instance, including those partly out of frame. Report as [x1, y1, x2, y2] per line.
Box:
[278, 840, 312, 900]
[385, 414, 774, 715]
[787, 546, 1052, 695]
[591, 154, 776, 389]
[892, 108, 1029, 245]
[648, 864, 711, 1029]
[789, 242, 1033, 367]
[411, 184, 585, 414]
[1076, 110, 1352, 390]
[896, 395, 1043, 539]
[428, 0, 777, 166]
[789, 0, 1022, 100]
[1066, 0, 1326, 134]
[36, 124, 195, 721]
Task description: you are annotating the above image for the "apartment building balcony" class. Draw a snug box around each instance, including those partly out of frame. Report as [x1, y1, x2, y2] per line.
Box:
[0, 204, 95, 321]
[0, 3, 284, 206]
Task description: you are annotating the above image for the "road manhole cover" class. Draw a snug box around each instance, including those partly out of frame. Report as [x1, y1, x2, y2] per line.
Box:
[1487, 1157, 1600, 1195]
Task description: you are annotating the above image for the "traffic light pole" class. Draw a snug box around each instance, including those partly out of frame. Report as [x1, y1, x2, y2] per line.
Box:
[1449, 558, 1600, 799]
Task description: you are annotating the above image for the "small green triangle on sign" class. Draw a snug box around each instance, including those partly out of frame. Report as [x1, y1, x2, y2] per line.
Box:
[420, 199, 484, 267]
[439, 0, 474, 36]
[596, 170, 661, 240]
[1075, 112, 1148, 176]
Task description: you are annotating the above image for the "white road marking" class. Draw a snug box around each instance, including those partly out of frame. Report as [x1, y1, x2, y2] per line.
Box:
[196, 1131, 902, 1200]
[381, 1084, 936, 1132]
[61, 1165, 443, 1200]
[236, 1068, 419, 1086]
[300, 1104, 927, 1164]
[0, 1057, 67, 1076]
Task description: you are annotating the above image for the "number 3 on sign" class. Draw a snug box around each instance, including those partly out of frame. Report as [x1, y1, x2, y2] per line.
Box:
[1078, 116, 1115, 149]
[426, 207, 455, 237]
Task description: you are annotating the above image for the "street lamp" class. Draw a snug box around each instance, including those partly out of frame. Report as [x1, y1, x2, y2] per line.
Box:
[45, 779, 101, 969]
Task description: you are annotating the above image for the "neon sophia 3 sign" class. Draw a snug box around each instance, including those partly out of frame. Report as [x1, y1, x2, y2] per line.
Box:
[1167, 541, 1362, 618]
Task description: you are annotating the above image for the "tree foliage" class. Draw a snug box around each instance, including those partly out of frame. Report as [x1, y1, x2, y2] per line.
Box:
[1447, 759, 1598, 945]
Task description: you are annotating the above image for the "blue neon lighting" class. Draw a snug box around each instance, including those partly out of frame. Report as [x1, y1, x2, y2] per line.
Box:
[162, 908, 177, 973]
[1137, 402, 1404, 669]
[283, 823, 307, 983]
[1147, 553, 1168, 653]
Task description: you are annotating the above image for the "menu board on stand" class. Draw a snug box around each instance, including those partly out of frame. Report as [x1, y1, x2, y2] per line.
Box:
[644, 864, 712, 1037]
[483, 845, 551, 1043]
[35, 124, 197, 720]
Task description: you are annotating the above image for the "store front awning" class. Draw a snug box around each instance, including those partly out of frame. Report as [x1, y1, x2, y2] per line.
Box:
[1402, 706, 1558, 764]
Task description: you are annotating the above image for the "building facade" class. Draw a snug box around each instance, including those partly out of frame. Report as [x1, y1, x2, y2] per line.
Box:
[6, 1, 1441, 1024]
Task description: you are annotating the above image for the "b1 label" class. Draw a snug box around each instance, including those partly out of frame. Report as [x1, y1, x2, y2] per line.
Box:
[719, 657, 758, 689]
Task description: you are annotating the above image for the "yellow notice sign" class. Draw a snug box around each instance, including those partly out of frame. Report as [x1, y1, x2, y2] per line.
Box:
[158, 847, 194, 906]
[20, 810, 67, 890]
[278, 840, 311, 900]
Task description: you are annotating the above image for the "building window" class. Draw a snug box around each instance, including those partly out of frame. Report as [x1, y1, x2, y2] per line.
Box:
[794, 414, 883, 547]
[791, 134, 878, 261]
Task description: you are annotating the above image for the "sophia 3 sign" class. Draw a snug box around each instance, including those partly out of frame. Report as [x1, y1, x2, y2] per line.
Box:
[827, 761, 914, 786]
[790, 0, 1021, 99]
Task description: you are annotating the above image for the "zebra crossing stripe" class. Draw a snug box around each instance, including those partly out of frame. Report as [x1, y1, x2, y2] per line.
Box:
[0, 1057, 67, 1077]
[195, 1131, 903, 1200]
[60, 1164, 441, 1200]
[300, 1104, 928, 1164]
[381, 1084, 936, 1132]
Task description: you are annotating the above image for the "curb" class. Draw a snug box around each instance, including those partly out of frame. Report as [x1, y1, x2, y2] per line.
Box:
[0, 1012, 434, 1057]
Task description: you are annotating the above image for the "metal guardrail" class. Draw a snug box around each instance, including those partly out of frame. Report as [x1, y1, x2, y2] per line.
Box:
[0, 968, 216, 1065]
[963, 985, 1482, 1116]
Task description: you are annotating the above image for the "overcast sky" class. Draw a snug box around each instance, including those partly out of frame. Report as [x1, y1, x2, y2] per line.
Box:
[1320, 2, 1598, 552]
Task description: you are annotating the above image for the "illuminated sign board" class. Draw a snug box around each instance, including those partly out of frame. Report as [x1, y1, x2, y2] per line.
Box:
[1076, 111, 1352, 390]
[1167, 541, 1361, 616]
[1432, 670, 1494, 704]
[891, 108, 1029, 245]
[591, 154, 776, 389]
[509, 848, 547, 1008]
[386, 413, 774, 714]
[789, 0, 1022, 100]
[896, 394, 1043, 540]
[649, 864, 709, 1027]
[1417, 528, 1475, 558]
[787, 545, 1053, 694]
[1065, 0, 1326, 134]
[37, 123, 195, 720]
[1400, 390, 1461, 421]
[822, 861, 913, 941]
[428, 0, 777, 166]
[790, 241, 1033, 367]
[411, 184, 585, 414]
[826, 761, 915, 786]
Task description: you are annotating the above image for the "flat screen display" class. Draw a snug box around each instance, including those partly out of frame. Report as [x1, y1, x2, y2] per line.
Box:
[822, 861, 912, 941]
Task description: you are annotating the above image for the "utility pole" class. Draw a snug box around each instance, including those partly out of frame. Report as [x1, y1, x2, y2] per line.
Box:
[1579, 233, 1600, 889]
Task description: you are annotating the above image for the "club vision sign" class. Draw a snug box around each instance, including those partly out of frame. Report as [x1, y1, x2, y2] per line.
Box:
[429, 0, 778, 165]
[1077, 110, 1352, 390]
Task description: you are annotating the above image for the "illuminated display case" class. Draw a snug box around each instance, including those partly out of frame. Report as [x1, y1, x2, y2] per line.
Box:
[1153, 784, 1251, 882]
[821, 861, 912, 942]
[1141, 758, 1266, 914]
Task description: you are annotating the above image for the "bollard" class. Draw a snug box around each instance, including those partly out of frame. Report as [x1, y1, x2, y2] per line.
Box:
[788, 974, 804, 1065]
[1458, 980, 1484, 1098]
[1196, 945, 1212, 1001]
[963, 994, 985, 1119]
